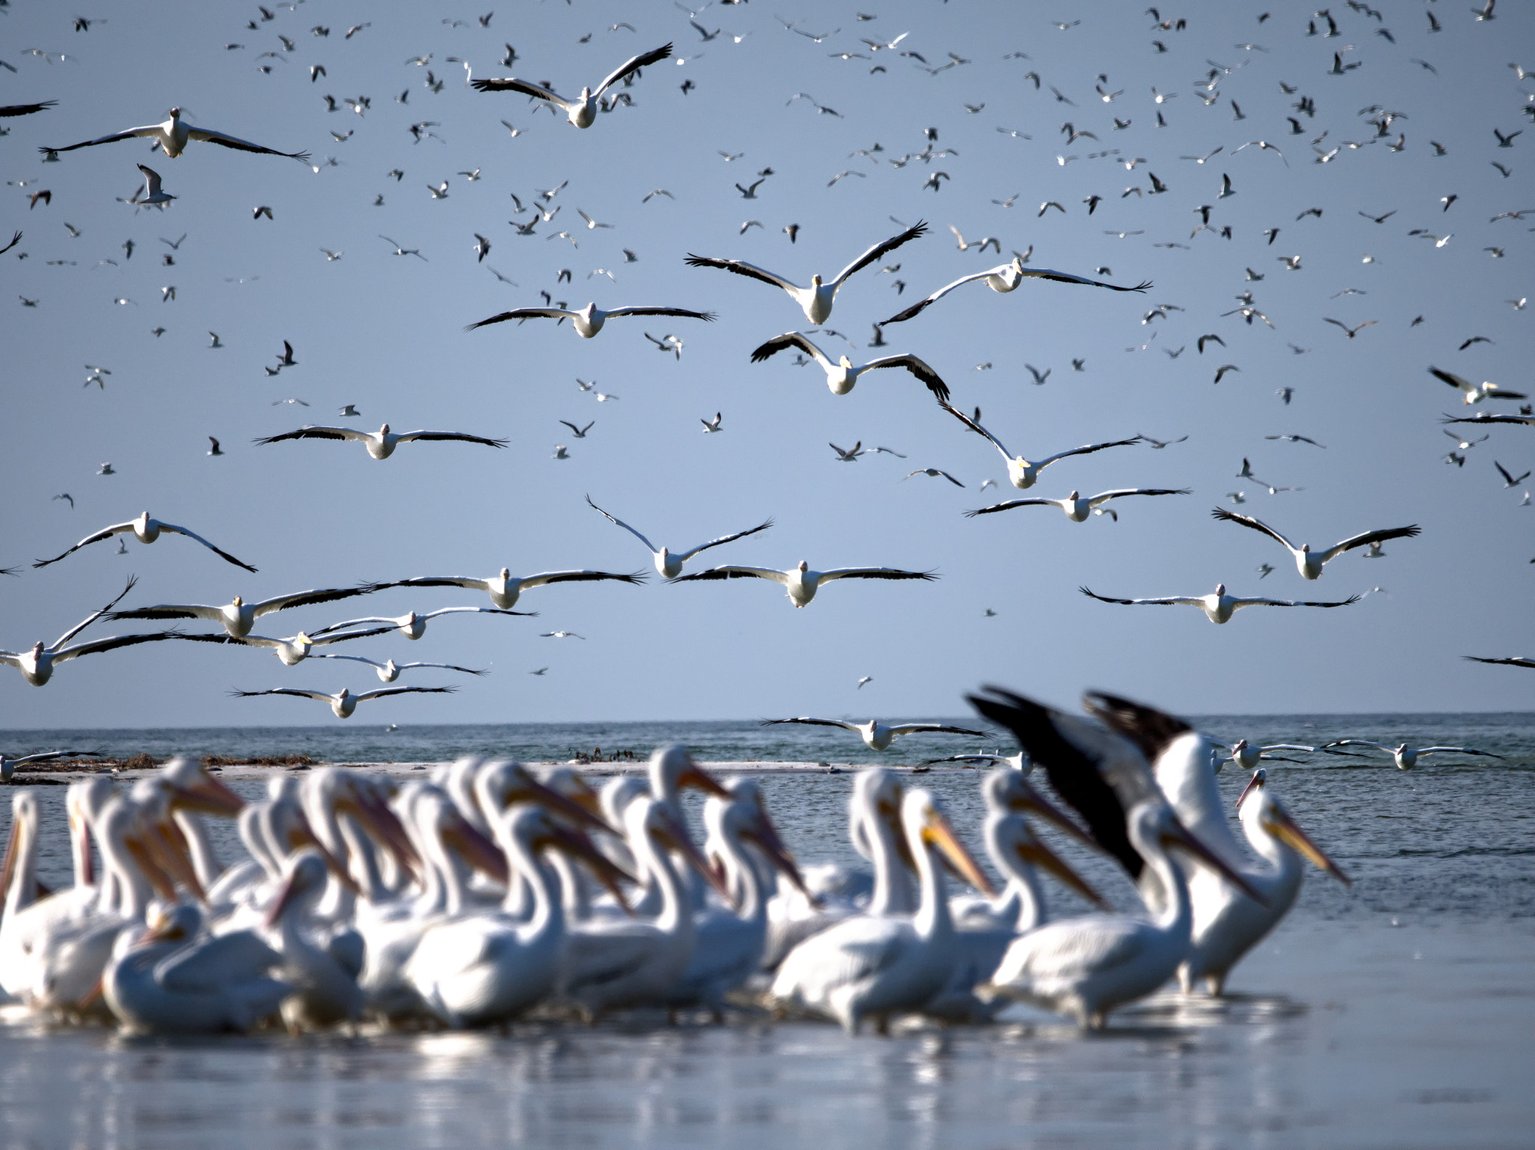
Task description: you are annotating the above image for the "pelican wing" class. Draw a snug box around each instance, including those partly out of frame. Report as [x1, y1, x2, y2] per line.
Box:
[34, 521, 136, 568]
[55, 631, 189, 663]
[940, 401, 1015, 460]
[1315, 524, 1421, 565]
[254, 425, 359, 445]
[1093, 487, 1189, 504]
[156, 931, 284, 993]
[994, 915, 1155, 990]
[1239, 594, 1362, 609]
[353, 686, 458, 704]
[231, 687, 333, 703]
[887, 723, 988, 737]
[881, 267, 996, 325]
[2, 101, 56, 117]
[1037, 435, 1145, 467]
[829, 219, 928, 287]
[1079, 587, 1197, 608]
[54, 575, 140, 648]
[1463, 655, 1535, 668]
[1320, 739, 1391, 754]
[865, 354, 951, 403]
[1019, 267, 1152, 292]
[1210, 508, 1299, 551]
[362, 576, 481, 596]
[815, 567, 937, 584]
[603, 306, 715, 322]
[1429, 365, 1474, 394]
[466, 307, 572, 331]
[669, 565, 786, 585]
[761, 717, 858, 733]
[965, 498, 1050, 517]
[585, 495, 660, 553]
[185, 124, 308, 160]
[157, 522, 258, 573]
[593, 43, 674, 97]
[525, 568, 648, 588]
[750, 331, 829, 368]
[677, 518, 775, 562]
[40, 122, 166, 154]
[470, 76, 565, 102]
[395, 430, 510, 449]
[683, 253, 799, 292]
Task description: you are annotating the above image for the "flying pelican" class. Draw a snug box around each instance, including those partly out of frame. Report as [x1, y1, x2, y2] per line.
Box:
[684, 220, 928, 324]
[133, 164, 175, 206]
[939, 401, 1141, 489]
[584, 495, 773, 578]
[227, 626, 394, 666]
[968, 487, 1189, 521]
[1463, 655, 1535, 670]
[470, 42, 673, 128]
[1319, 739, 1504, 770]
[308, 655, 488, 683]
[670, 559, 937, 607]
[0, 749, 103, 784]
[253, 422, 508, 459]
[41, 107, 309, 161]
[1429, 365, 1527, 405]
[467, 301, 715, 339]
[230, 685, 458, 719]
[361, 566, 645, 610]
[310, 606, 537, 641]
[1227, 738, 1317, 771]
[1079, 583, 1361, 623]
[106, 585, 381, 638]
[1210, 508, 1421, 579]
[760, 717, 987, 752]
[34, 511, 257, 572]
[749, 331, 951, 403]
[880, 256, 1151, 325]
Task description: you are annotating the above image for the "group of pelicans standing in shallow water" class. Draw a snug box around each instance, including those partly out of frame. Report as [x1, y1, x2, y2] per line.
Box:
[0, 687, 1365, 1037]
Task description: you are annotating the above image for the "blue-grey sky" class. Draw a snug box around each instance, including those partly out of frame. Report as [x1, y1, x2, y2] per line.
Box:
[3, 0, 1531, 730]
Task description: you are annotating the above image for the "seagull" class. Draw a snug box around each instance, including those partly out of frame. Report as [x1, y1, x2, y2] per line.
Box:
[749, 331, 950, 403]
[1495, 461, 1532, 489]
[1080, 583, 1361, 624]
[903, 467, 965, 488]
[670, 560, 937, 608]
[230, 685, 457, 719]
[585, 494, 772, 578]
[540, 630, 585, 640]
[684, 220, 927, 324]
[361, 566, 645, 610]
[253, 422, 508, 460]
[829, 441, 865, 462]
[206, 437, 222, 457]
[470, 42, 673, 128]
[307, 655, 488, 683]
[1210, 508, 1421, 579]
[759, 717, 988, 752]
[700, 412, 724, 433]
[34, 511, 257, 572]
[106, 584, 383, 638]
[939, 402, 1140, 489]
[880, 256, 1151, 326]
[967, 488, 1189, 522]
[467, 301, 715, 339]
[1320, 739, 1503, 771]
[559, 419, 594, 439]
[41, 107, 309, 161]
[311, 606, 537, 642]
[133, 164, 175, 206]
[1429, 365, 1527, 406]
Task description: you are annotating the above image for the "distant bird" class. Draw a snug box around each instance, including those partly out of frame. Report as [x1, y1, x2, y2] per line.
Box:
[107, 584, 382, 639]
[700, 412, 724, 433]
[670, 560, 937, 608]
[310, 655, 488, 683]
[939, 404, 1142, 489]
[470, 42, 673, 128]
[362, 566, 644, 610]
[856, 676, 874, 690]
[274, 340, 297, 369]
[379, 235, 427, 260]
[1429, 365, 1527, 406]
[1494, 461, 1531, 488]
[0, 101, 57, 118]
[231, 685, 456, 719]
[585, 494, 773, 578]
[1323, 318, 1377, 339]
[1211, 509, 1420, 579]
[41, 107, 308, 161]
[749, 331, 950, 403]
[311, 606, 536, 642]
[34, 511, 257, 572]
[1080, 583, 1361, 624]
[968, 488, 1189, 522]
[253, 422, 508, 460]
[1320, 739, 1503, 771]
[760, 717, 987, 752]
[559, 419, 594, 439]
[540, 630, 585, 640]
[684, 220, 927, 324]
[468, 301, 714, 339]
[1463, 655, 1535, 670]
[0, 749, 103, 783]
[1228, 739, 1317, 771]
[904, 467, 965, 488]
[1265, 433, 1325, 448]
[829, 441, 865, 462]
[880, 256, 1150, 326]
[133, 164, 175, 206]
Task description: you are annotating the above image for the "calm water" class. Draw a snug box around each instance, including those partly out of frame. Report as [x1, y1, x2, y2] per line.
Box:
[2, 713, 1533, 1149]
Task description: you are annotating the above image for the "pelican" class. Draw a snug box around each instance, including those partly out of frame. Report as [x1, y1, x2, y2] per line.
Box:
[1320, 739, 1504, 770]
[254, 422, 508, 459]
[361, 565, 645, 610]
[685, 220, 928, 324]
[42, 107, 309, 161]
[308, 655, 488, 683]
[1228, 738, 1316, 771]
[0, 749, 103, 783]
[939, 401, 1142, 489]
[470, 43, 673, 128]
[262, 850, 366, 1031]
[749, 331, 950, 403]
[228, 626, 394, 666]
[968, 487, 1189, 521]
[881, 256, 1151, 326]
[1429, 365, 1527, 405]
[670, 559, 937, 607]
[230, 685, 458, 719]
[34, 511, 257, 572]
[1079, 583, 1361, 623]
[1463, 655, 1535, 670]
[1211, 508, 1421, 579]
[585, 494, 773, 578]
[310, 605, 537, 640]
[133, 164, 175, 206]
[768, 788, 995, 1034]
[106, 584, 381, 638]
[467, 301, 715, 339]
[760, 716, 987, 752]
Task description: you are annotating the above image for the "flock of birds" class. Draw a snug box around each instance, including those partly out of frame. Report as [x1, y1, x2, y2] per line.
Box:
[3, 687, 1379, 1036]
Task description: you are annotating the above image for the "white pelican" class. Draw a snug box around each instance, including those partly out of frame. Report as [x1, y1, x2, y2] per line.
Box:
[361, 566, 645, 609]
[939, 401, 1142, 489]
[106, 584, 382, 638]
[670, 559, 937, 607]
[262, 850, 366, 1031]
[768, 788, 994, 1034]
[253, 422, 508, 459]
[34, 511, 258, 572]
[0, 748, 102, 783]
[310, 605, 537, 640]
[133, 163, 175, 206]
[1227, 738, 1316, 771]
[1079, 583, 1361, 623]
[309, 654, 488, 683]
[881, 256, 1151, 326]
[470, 42, 673, 128]
[103, 903, 291, 1035]
[3, 619, 223, 689]
[585, 494, 773, 578]
[41, 106, 309, 161]
[749, 331, 951, 403]
[968, 487, 1189, 522]
[467, 301, 715, 339]
[1429, 365, 1527, 405]
[759, 716, 987, 752]
[230, 684, 458, 719]
[229, 626, 394, 666]
[684, 220, 928, 324]
[1211, 508, 1421, 579]
[1320, 739, 1504, 770]
[1464, 655, 1535, 670]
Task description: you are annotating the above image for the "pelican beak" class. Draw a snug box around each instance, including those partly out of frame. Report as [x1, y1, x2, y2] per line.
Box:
[151, 816, 208, 905]
[546, 821, 636, 908]
[681, 762, 732, 800]
[1013, 834, 1110, 909]
[1162, 814, 1268, 905]
[0, 816, 23, 908]
[352, 789, 423, 881]
[1009, 780, 1100, 852]
[1264, 806, 1352, 885]
[125, 830, 182, 903]
[922, 805, 997, 898]
[443, 815, 510, 887]
[172, 767, 247, 817]
[71, 809, 95, 888]
[745, 807, 811, 899]
[500, 771, 617, 836]
[656, 808, 731, 900]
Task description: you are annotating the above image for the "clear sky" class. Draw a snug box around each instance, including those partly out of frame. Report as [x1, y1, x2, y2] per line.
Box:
[2, 0, 1531, 730]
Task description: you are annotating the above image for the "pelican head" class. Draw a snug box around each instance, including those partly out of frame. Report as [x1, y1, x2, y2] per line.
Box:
[1214, 583, 1227, 596]
[378, 422, 391, 436]
[796, 559, 809, 573]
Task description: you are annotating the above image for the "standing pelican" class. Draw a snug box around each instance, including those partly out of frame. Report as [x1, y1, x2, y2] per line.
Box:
[1079, 583, 1361, 623]
[760, 716, 986, 751]
[470, 43, 673, 128]
[1211, 508, 1421, 579]
[585, 494, 773, 578]
[749, 331, 951, 403]
[254, 422, 508, 459]
[671, 559, 937, 607]
[881, 256, 1151, 326]
[34, 511, 257, 572]
[41, 106, 309, 161]
[939, 401, 1142, 489]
